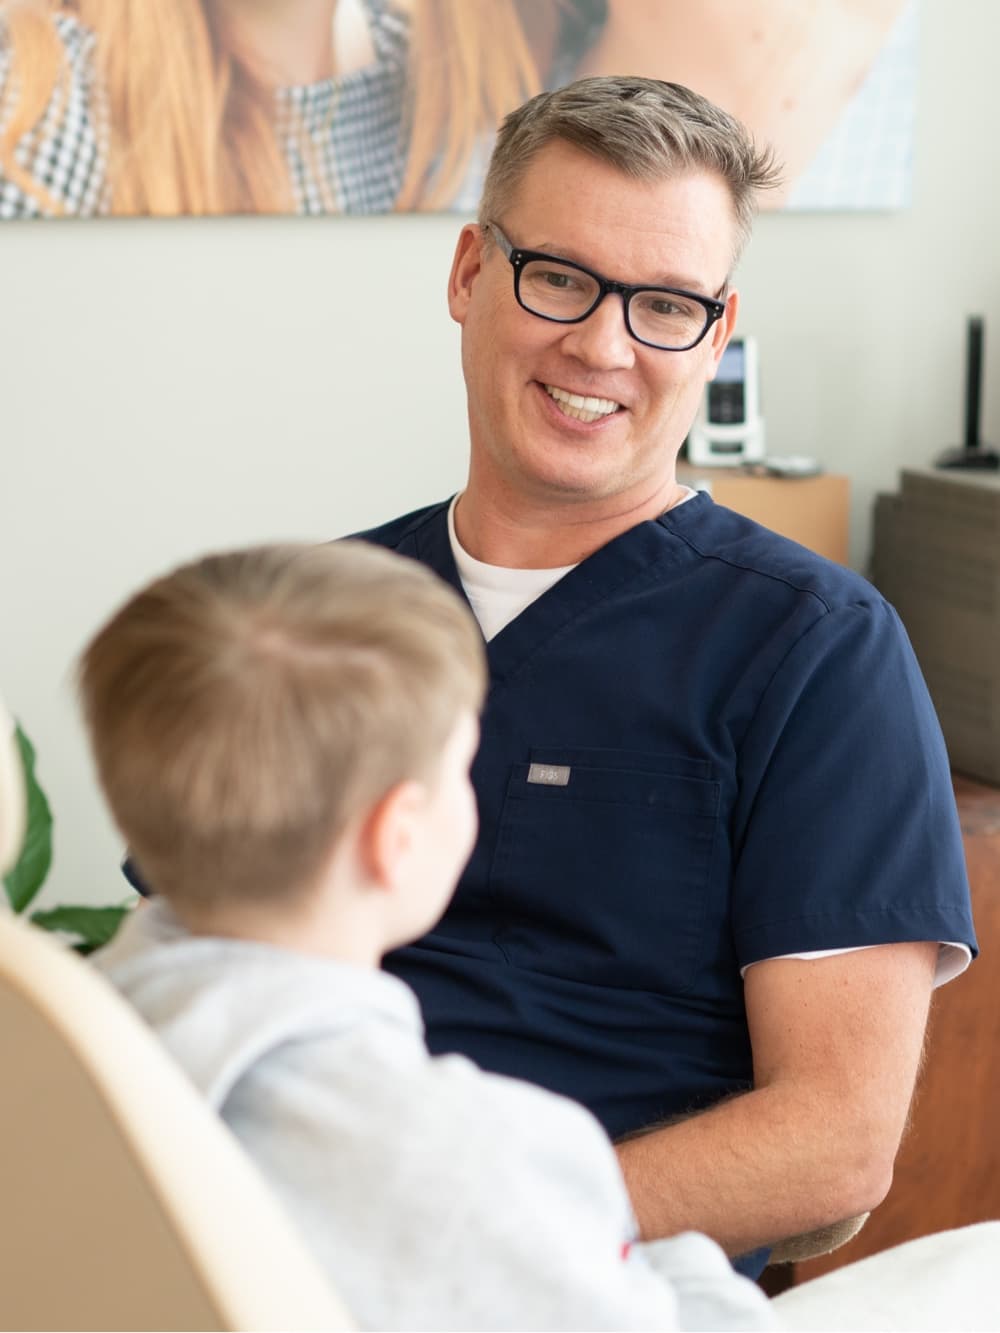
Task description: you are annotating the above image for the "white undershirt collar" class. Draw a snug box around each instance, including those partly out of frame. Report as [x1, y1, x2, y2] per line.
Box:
[447, 490, 696, 643]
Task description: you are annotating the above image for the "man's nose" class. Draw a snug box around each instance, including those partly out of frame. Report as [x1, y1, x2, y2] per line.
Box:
[558, 292, 636, 370]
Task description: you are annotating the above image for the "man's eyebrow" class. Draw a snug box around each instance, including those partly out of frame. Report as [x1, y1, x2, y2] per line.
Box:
[527, 240, 714, 294]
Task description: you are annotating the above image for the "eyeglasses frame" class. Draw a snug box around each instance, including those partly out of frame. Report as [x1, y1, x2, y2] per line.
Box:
[486, 222, 727, 353]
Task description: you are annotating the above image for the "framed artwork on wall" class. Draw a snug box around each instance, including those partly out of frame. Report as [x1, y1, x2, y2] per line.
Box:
[0, 0, 917, 221]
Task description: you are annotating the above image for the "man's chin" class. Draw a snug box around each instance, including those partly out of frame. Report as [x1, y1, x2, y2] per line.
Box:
[516, 462, 633, 507]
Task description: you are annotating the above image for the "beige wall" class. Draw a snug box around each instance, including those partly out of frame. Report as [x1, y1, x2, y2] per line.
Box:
[2, 0, 998, 908]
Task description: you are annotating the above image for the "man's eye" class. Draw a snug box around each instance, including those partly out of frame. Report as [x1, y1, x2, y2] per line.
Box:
[521, 264, 594, 307]
[649, 298, 683, 317]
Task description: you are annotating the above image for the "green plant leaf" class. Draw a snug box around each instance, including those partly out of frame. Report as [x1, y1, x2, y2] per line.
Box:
[3, 725, 53, 914]
[30, 903, 131, 956]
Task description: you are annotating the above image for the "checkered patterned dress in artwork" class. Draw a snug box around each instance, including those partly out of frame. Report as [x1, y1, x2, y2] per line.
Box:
[0, 0, 410, 219]
[0, 12, 108, 219]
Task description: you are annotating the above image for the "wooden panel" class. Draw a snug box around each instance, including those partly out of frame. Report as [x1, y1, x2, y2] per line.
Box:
[677, 469, 850, 564]
[792, 775, 1000, 1282]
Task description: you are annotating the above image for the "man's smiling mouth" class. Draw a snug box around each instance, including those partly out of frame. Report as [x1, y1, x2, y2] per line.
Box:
[544, 384, 623, 424]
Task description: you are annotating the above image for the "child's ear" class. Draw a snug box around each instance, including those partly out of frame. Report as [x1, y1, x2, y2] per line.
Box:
[359, 779, 426, 892]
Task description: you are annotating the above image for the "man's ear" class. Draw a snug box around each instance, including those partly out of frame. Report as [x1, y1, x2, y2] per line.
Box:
[706, 288, 740, 380]
[447, 223, 485, 327]
[357, 779, 426, 892]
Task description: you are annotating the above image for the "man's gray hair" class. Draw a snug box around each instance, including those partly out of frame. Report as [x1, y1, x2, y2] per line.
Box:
[479, 76, 782, 267]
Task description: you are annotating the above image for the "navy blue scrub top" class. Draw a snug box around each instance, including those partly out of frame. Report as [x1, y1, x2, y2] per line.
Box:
[362, 496, 976, 1153]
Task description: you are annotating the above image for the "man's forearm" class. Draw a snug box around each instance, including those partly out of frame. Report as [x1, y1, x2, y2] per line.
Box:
[617, 944, 938, 1254]
[615, 1081, 891, 1256]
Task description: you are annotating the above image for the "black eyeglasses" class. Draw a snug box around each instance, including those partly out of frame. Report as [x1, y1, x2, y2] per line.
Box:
[487, 222, 725, 352]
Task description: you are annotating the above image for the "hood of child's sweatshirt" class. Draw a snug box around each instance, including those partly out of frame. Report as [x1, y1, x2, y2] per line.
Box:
[92, 898, 424, 1107]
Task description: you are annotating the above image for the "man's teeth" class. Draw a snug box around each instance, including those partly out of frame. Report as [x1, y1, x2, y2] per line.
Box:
[545, 385, 621, 423]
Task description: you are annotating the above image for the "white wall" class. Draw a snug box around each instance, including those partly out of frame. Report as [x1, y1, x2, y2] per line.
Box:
[2, 0, 999, 909]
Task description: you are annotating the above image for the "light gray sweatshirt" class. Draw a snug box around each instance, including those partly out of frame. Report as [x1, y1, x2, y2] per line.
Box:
[97, 902, 774, 1332]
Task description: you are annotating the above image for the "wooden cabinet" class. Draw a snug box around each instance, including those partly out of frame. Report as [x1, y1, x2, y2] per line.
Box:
[677, 467, 851, 565]
[790, 776, 1000, 1282]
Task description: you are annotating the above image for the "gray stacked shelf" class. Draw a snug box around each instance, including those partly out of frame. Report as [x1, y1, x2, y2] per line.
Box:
[872, 468, 1000, 784]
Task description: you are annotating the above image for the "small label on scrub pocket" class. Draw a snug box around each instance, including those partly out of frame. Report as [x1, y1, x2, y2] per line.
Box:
[527, 763, 571, 786]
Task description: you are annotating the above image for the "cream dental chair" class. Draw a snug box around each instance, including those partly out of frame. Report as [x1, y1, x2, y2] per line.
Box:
[0, 909, 357, 1332]
[0, 703, 353, 1332]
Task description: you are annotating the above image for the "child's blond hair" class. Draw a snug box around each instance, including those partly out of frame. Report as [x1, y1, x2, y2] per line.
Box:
[79, 541, 486, 908]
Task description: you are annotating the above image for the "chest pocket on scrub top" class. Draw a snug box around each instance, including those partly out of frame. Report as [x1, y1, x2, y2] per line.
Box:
[489, 749, 720, 994]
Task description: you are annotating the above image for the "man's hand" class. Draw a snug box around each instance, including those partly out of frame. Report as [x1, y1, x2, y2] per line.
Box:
[615, 941, 938, 1256]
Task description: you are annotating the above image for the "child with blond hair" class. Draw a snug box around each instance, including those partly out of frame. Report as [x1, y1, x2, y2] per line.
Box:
[85, 540, 771, 1332]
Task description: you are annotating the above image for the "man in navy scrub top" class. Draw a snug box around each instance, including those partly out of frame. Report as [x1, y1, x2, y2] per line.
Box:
[360, 76, 977, 1277]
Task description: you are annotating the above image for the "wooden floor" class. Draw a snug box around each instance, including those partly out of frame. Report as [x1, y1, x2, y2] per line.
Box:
[787, 774, 1000, 1285]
